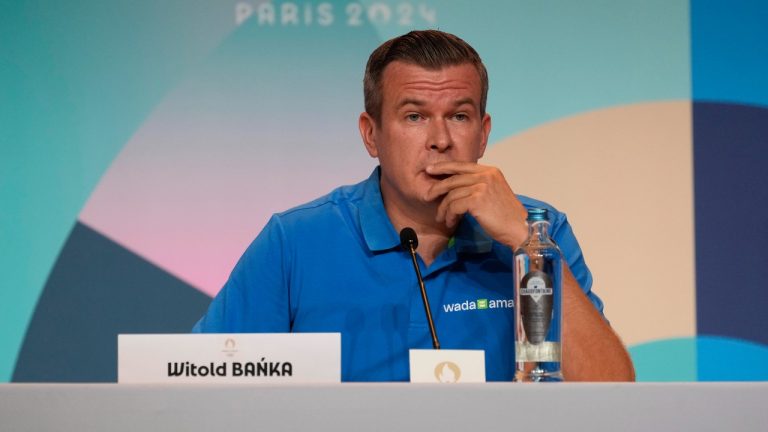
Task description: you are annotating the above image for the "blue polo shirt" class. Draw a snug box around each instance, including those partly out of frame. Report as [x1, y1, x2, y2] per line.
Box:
[193, 167, 602, 381]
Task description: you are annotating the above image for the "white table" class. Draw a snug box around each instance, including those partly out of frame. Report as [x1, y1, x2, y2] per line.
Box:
[1, 383, 766, 431]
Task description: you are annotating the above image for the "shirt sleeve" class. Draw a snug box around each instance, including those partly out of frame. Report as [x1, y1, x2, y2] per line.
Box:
[549, 211, 605, 316]
[192, 215, 292, 333]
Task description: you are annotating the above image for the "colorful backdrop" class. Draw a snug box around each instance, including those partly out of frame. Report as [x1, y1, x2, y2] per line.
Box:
[1, 0, 766, 382]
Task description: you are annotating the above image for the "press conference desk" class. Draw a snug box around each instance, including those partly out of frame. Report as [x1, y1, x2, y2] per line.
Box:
[1, 383, 766, 431]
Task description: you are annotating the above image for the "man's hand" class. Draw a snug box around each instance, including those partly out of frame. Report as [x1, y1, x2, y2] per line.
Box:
[424, 161, 529, 249]
[425, 162, 635, 381]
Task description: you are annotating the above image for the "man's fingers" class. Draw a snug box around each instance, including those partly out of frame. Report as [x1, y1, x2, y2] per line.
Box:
[437, 184, 487, 227]
[436, 186, 475, 223]
[426, 161, 485, 175]
[425, 173, 480, 201]
[443, 195, 474, 228]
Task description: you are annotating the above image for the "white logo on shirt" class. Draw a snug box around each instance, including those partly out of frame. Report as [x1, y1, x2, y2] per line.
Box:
[442, 298, 514, 313]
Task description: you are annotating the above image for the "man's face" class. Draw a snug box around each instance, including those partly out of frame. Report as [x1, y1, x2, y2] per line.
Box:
[359, 61, 491, 214]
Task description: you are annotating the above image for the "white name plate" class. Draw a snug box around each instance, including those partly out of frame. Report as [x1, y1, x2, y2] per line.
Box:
[409, 349, 486, 383]
[118, 333, 340, 384]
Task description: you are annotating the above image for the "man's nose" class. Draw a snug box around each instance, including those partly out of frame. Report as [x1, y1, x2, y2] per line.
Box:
[428, 118, 452, 152]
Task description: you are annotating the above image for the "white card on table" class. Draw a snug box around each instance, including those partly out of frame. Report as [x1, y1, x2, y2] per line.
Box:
[409, 349, 485, 383]
[118, 333, 340, 383]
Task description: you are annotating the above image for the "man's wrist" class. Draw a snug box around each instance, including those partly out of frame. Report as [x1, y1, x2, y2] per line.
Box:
[498, 226, 528, 250]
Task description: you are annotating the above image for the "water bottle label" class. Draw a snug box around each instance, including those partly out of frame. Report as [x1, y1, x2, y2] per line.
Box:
[515, 341, 561, 362]
[520, 271, 553, 344]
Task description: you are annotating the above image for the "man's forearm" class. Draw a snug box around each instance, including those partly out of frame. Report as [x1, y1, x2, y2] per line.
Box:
[561, 267, 636, 381]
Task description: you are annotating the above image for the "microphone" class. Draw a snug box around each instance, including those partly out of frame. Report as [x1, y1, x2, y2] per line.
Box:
[400, 227, 440, 350]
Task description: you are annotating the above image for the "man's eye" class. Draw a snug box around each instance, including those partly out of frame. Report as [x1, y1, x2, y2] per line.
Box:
[406, 113, 422, 122]
[453, 113, 468, 121]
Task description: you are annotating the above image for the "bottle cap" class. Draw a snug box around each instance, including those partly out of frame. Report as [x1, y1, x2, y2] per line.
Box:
[527, 208, 548, 222]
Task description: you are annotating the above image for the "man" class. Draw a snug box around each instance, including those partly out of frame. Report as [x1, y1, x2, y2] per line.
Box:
[193, 30, 635, 382]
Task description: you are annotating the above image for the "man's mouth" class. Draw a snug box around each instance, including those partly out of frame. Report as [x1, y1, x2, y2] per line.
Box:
[426, 173, 452, 181]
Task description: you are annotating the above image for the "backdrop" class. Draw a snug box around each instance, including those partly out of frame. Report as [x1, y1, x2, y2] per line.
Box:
[2, 0, 766, 382]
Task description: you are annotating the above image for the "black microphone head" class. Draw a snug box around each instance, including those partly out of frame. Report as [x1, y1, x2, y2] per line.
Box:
[399, 227, 418, 251]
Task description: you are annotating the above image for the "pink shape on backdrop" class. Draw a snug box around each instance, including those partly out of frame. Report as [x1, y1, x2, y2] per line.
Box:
[80, 94, 375, 297]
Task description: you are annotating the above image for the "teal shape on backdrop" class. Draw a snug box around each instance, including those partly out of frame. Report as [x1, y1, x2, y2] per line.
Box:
[0, 1, 239, 381]
[0, 0, 385, 382]
[629, 337, 697, 382]
[629, 336, 768, 382]
[365, 0, 691, 144]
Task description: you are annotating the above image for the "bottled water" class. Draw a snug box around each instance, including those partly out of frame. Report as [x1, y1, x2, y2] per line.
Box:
[514, 208, 563, 382]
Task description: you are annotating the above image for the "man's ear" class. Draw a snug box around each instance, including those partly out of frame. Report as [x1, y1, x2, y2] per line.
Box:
[477, 113, 491, 159]
[359, 112, 379, 158]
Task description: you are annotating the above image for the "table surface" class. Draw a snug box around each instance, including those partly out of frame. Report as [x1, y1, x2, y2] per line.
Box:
[2, 382, 767, 431]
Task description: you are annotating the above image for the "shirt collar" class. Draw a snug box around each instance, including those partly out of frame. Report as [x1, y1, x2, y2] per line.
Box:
[359, 167, 401, 252]
[358, 167, 494, 254]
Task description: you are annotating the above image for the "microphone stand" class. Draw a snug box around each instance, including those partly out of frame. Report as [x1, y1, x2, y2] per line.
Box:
[401, 228, 440, 350]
